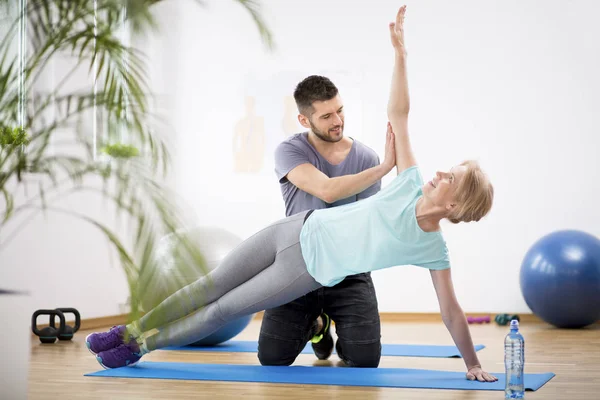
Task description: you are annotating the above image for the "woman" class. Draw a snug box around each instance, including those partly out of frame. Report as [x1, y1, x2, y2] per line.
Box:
[86, 5, 497, 383]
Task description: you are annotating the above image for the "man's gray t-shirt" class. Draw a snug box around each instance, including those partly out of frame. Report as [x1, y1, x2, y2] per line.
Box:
[275, 132, 381, 217]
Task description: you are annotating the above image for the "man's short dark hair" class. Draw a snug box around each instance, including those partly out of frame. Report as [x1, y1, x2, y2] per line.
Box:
[293, 75, 339, 116]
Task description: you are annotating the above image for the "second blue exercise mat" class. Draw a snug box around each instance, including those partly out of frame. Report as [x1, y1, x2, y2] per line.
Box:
[86, 362, 555, 392]
[162, 341, 485, 358]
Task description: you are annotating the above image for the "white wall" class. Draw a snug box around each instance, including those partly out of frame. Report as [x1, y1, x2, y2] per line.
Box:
[1, 0, 598, 321]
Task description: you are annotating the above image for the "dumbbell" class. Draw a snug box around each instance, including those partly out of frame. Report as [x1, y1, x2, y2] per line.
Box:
[467, 316, 491, 324]
[495, 314, 520, 326]
[32, 309, 66, 344]
[50, 308, 81, 340]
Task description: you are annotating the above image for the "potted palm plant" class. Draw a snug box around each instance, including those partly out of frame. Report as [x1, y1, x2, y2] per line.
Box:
[0, 0, 272, 398]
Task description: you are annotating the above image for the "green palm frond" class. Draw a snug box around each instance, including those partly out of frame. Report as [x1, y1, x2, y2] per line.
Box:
[0, 0, 273, 324]
[234, 0, 274, 50]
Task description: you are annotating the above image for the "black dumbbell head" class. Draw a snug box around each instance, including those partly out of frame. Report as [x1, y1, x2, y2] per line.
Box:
[51, 308, 81, 341]
[32, 309, 66, 344]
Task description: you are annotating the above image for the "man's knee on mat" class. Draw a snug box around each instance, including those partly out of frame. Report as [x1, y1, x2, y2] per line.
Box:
[258, 352, 296, 366]
[257, 338, 300, 366]
[336, 339, 382, 368]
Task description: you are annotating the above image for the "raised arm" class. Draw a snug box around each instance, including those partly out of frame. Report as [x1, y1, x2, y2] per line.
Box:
[430, 268, 498, 382]
[286, 126, 396, 203]
[387, 5, 417, 175]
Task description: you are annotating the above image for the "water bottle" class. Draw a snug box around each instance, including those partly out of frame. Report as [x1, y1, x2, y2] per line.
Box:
[504, 319, 525, 398]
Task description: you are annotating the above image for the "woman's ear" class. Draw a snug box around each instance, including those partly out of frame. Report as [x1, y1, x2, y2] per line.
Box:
[446, 203, 457, 211]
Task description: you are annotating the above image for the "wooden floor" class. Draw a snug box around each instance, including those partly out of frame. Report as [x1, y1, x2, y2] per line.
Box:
[28, 319, 600, 399]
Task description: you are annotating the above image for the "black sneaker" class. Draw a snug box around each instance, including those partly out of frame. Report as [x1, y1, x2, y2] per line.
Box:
[310, 313, 334, 360]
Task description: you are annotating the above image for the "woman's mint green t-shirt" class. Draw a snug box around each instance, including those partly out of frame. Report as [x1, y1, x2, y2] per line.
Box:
[299, 166, 451, 287]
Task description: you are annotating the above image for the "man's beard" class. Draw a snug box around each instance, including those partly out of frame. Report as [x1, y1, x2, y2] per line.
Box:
[309, 119, 344, 143]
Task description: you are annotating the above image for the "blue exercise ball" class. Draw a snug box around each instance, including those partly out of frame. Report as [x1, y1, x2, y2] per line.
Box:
[140, 226, 254, 344]
[520, 230, 600, 328]
[189, 313, 254, 346]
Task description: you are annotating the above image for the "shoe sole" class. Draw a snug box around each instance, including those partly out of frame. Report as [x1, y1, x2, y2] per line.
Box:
[85, 333, 99, 356]
[312, 313, 334, 360]
[95, 355, 140, 370]
[313, 342, 334, 360]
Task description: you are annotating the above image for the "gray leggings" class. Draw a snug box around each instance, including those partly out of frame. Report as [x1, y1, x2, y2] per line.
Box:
[139, 211, 322, 351]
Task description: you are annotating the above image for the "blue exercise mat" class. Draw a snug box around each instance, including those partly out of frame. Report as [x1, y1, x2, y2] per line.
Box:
[162, 341, 485, 358]
[86, 362, 555, 391]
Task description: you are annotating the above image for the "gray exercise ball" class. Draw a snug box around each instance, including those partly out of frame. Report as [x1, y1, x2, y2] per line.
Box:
[138, 227, 254, 345]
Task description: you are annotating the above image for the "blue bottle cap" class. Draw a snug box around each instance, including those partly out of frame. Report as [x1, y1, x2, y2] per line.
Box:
[510, 319, 519, 329]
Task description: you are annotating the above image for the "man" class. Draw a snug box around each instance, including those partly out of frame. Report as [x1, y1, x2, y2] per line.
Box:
[258, 75, 390, 367]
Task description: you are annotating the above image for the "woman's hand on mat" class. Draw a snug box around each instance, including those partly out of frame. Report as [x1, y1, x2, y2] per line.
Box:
[382, 122, 396, 171]
[466, 365, 498, 382]
[389, 5, 407, 54]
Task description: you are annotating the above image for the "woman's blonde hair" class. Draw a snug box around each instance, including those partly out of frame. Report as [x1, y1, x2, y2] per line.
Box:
[448, 160, 494, 224]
